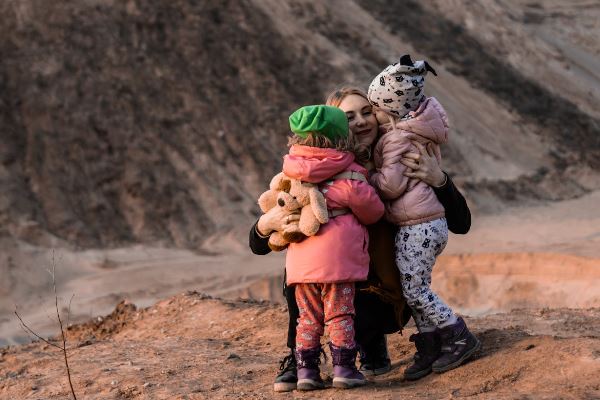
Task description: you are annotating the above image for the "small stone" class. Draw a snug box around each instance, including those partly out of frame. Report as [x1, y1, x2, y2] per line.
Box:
[111, 380, 118, 386]
[210, 384, 220, 390]
[143, 382, 151, 388]
[227, 353, 241, 360]
[525, 344, 536, 351]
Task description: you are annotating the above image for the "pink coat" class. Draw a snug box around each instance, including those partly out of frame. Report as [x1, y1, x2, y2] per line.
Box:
[370, 97, 448, 226]
[283, 145, 384, 285]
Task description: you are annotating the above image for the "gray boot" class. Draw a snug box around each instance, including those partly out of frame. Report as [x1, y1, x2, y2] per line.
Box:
[432, 317, 480, 373]
[404, 331, 440, 380]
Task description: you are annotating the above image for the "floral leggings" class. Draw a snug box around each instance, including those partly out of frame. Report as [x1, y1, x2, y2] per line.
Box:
[395, 218, 455, 331]
[295, 282, 356, 350]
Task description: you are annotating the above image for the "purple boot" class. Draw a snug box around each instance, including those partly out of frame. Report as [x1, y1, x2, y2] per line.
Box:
[294, 347, 324, 391]
[329, 343, 367, 389]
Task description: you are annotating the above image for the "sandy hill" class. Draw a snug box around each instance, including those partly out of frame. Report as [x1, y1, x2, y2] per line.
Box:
[1, 293, 599, 399]
[1, 0, 599, 250]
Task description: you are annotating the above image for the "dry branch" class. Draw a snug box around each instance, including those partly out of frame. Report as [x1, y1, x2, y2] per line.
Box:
[14, 250, 78, 400]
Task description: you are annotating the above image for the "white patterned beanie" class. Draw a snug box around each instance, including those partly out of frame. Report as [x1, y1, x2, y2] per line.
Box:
[368, 54, 437, 118]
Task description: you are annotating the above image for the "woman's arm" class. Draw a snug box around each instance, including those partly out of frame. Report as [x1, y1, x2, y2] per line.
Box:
[249, 220, 272, 255]
[400, 142, 471, 234]
[432, 173, 471, 234]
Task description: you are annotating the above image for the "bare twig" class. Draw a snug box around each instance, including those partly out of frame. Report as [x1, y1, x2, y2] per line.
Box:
[50, 251, 77, 400]
[13, 249, 78, 400]
[14, 308, 62, 350]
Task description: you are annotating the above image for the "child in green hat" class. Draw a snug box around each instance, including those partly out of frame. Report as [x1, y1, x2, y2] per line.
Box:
[278, 104, 384, 390]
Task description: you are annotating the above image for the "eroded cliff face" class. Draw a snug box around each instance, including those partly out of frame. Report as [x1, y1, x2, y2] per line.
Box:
[0, 0, 339, 248]
[1, 0, 598, 249]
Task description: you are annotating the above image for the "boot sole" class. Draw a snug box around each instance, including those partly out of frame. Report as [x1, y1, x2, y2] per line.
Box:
[273, 381, 297, 392]
[432, 339, 481, 373]
[332, 377, 367, 389]
[360, 363, 392, 376]
[297, 379, 324, 391]
[404, 366, 432, 381]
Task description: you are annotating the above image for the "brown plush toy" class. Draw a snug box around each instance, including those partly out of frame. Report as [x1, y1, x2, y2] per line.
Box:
[257, 172, 329, 251]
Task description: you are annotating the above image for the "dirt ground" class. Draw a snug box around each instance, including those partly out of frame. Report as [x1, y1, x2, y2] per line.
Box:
[1, 293, 599, 399]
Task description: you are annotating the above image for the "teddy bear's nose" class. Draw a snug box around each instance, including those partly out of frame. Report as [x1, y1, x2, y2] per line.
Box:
[278, 199, 285, 207]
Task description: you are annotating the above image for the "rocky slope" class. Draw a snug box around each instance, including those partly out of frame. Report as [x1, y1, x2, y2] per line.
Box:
[1, 0, 599, 250]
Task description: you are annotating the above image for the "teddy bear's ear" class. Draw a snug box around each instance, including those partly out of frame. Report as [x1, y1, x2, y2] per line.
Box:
[280, 178, 291, 193]
[270, 172, 291, 192]
[309, 188, 329, 224]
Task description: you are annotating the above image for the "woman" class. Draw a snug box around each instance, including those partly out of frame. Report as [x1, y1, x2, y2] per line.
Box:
[249, 87, 471, 392]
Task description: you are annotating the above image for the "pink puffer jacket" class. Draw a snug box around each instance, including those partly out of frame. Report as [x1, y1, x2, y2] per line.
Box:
[370, 97, 448, 226]
[283, 145, 384, 285]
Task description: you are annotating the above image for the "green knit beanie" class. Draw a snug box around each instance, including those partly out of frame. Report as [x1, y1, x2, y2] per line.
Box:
[289, 105, 348, 140]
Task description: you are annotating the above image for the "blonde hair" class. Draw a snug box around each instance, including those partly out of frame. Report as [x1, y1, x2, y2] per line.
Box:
[374, 106, 399, 126]
[287, 131, 355, 152]
[324, 86, 373, 165]
[325, 86, 368, 108]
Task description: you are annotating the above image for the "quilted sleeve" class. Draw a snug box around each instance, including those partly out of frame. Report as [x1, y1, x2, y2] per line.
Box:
[369, 133, 412, 200]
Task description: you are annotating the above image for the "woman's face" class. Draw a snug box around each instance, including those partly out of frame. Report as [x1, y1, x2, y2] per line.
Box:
[338, 94, 378, 147]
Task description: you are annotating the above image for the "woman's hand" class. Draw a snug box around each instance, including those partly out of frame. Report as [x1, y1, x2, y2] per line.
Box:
[256, 207, 301, 236]
[400, 141, 446, 187]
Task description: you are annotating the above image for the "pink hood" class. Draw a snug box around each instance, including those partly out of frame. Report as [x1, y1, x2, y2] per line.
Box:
[283, 145, 355, 183]
[282, 145, 384, 285]
[379, 97, 449, 146]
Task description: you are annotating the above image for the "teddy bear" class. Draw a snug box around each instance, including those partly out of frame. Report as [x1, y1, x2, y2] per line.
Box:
[257, 172, 329, 251]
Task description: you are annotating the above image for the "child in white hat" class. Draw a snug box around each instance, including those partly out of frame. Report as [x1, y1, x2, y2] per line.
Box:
[367, 55, 480, 380]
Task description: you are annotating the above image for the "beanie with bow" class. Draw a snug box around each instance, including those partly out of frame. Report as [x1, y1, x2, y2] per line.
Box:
[367, 54, 438, 118]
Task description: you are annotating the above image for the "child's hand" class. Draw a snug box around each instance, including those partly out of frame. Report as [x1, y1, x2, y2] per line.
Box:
[400, 142, 446, 187]
[257, 207, 301, 236]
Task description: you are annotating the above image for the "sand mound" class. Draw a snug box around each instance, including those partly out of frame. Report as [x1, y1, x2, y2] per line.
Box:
[222, 252, 600, 316]
[1, 293, 598, 399]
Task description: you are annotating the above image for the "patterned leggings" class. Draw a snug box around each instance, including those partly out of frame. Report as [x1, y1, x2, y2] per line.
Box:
[295, 282, 356, 350]
[395, 218, 455, 331]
